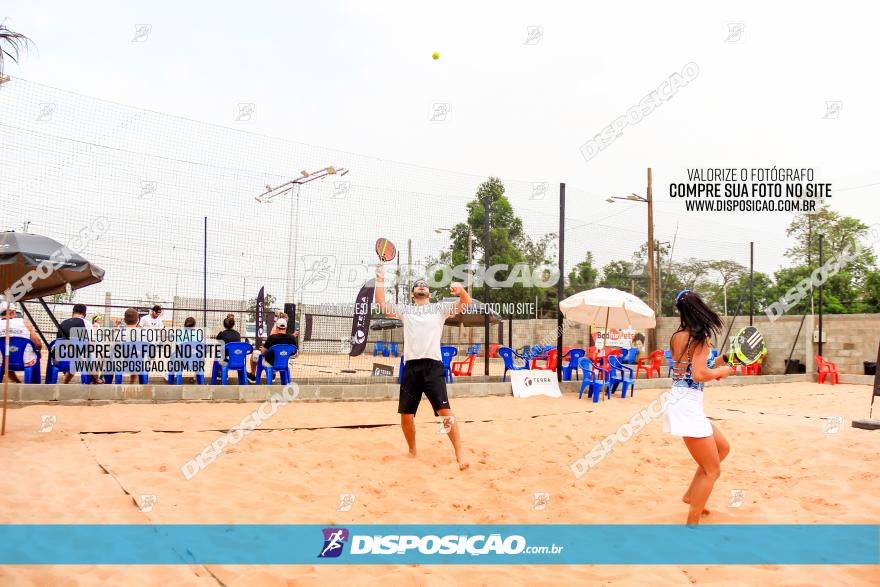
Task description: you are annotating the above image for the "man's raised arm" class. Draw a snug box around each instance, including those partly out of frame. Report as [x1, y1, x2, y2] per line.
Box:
[449, 283, 471, 316]
[374, 264, 398, 318]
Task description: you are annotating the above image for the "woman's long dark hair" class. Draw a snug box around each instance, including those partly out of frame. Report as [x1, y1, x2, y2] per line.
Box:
[673, 290, 722, 343]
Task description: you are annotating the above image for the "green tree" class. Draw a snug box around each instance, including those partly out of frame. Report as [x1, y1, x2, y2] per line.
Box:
[565, 252, 598, 297]
[724, 271, 775, 316]
[702, 260, 747, 315]
[435, 177, 557, 312]
[771, 266, 860, 315]
[862, 270, 880, 312]
[598, 260, 638, 292]
[247, 292, 276, 322]
[785, 203, 876, 280]
[50, 288, 76, 314]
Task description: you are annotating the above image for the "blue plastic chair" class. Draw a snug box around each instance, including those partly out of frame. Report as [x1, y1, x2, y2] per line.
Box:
[103, 341, 152, 384]
[620, 348, 638, 364]
[608, 355, 635, 398]
[389, 342, 400, 357]
[167, 341, 206, 385]
[467, 343, 482, 356]
[211, 341, 252, 385]
[664, 349, 674, 377]
[578, 358, 608, 402]
[397, 355, 405, 384]
[440, 345, 458, 383]
[560, 348, 586, 381]
[255, 344, 296, 384]
[373, 341, 384, 357]
[0, 336, 42, 383]
[45, 340, 90, 384]
[498, 346, 530, 382]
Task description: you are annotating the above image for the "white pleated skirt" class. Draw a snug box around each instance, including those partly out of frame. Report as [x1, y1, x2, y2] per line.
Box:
[663, 384, 713, 438]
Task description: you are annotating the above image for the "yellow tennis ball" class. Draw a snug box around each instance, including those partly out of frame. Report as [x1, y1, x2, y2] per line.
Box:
[432, 52, 440, 60]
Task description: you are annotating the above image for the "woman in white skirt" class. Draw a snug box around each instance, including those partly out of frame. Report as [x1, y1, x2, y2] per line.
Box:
[665, 290, 736, 524]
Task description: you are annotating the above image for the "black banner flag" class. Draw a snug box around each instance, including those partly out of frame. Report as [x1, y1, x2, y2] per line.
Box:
[349, 279, 375, 357]
[255, 286, 265, 348]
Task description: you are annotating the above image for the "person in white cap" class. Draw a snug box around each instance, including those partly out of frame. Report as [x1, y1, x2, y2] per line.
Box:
[0, 301, 42, 383]
[138, 305, 164, 329]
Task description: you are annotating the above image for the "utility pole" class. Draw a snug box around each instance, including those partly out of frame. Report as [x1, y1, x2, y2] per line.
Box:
[818, 234, 824, 357]
[483, 195, 491, 376]
[656, 246, 662, 318]
[646, 168, 656, 352]
[467, 227, 473, 296]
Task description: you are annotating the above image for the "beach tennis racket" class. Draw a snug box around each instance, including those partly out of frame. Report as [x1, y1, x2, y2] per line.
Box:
[375, 238, 397, 262]
[720, 326, 766, 367]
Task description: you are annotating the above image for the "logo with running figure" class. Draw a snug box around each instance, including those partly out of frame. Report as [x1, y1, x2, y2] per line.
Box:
[318, 528, 349, 558]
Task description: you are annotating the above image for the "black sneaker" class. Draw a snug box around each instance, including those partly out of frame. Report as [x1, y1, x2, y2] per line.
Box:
[247, 372, 257, 383]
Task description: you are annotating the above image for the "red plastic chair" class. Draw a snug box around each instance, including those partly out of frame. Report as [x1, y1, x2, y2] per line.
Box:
[531, 349, 559, 371]
[451, 354, 476, 377]
[489, 343, 500, 358]
[816, 355, 839, 385]
[636, 350, 662, 379]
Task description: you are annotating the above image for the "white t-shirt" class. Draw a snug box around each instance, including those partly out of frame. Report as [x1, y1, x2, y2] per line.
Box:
[400, 303, 452, 362]
[0, 318, 38, 365]
[138, 314, 163, 329]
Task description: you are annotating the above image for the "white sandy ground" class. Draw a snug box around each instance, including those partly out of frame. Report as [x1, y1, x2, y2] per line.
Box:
[0, 382, 877, 586]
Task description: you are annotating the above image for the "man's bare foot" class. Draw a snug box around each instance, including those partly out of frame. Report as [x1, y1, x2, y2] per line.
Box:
[407, 449, 417, 458]
[682, 495, 710, 515]
[458, 460, 469, 470]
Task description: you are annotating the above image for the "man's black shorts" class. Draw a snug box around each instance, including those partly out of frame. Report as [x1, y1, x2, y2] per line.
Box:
[398, 358, 450, 416]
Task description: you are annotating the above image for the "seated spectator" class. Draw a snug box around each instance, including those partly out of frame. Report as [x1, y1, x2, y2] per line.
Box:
[175, 317, 202, 382]
[216, 314, 241, 362]
[0, 301, 42, 383]
[248, 317, 297, 381]
[138, 305, 163, 329]
[114, 308, 141, 331]
[261, 317, 298, 363]
[216, 314, 241, 345]
[113, 308, 142, 384]
[57, 303, 92, 384]
[91, 314, 103, 328]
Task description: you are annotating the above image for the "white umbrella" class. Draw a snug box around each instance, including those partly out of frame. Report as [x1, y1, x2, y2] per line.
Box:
[559, 287, 656, 331]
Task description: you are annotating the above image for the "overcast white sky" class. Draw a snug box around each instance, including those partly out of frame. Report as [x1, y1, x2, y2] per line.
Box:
[2, 0, 879, 286]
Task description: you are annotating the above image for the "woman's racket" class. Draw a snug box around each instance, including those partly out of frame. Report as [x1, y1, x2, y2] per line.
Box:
[375, 238, 397, 262]
[721, 325, 766, 367]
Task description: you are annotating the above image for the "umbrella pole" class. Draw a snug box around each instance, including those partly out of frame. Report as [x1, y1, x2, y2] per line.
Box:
[2, 315, 9, 436]
[601, 307, 610, 399]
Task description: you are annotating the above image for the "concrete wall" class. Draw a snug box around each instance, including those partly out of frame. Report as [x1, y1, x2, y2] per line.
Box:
[477, 313, 880, 375]
[6, 373, 814, 404]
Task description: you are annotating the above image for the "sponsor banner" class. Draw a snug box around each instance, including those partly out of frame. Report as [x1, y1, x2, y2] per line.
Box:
[0, 525, 876, 565]
[592, 327, 638, 349]
[349, 279, 375, 357]
[510, 371, 562, 398]
[255, 287, 265, 349]
[372, 363, 394, 377]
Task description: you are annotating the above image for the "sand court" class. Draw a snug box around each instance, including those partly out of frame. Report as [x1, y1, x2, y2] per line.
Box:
[0, 381, 878, 585]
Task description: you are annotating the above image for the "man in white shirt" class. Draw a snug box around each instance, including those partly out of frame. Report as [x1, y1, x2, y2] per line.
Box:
[375, 266, 471, 470]
[0, 301, 42, 383]
[138, 305, 164, 329]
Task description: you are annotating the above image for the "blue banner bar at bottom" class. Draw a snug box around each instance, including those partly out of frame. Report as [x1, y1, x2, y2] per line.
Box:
[0, 525, 877, 565]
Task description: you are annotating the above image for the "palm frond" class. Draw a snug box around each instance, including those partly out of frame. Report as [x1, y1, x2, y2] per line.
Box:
[0, 19, 34, 75]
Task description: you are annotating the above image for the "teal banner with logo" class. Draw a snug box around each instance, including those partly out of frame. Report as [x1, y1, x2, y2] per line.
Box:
[0, 525, 877, 565]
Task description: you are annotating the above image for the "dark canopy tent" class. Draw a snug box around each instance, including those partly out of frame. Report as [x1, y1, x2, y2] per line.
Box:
[0, 231, 105, 435]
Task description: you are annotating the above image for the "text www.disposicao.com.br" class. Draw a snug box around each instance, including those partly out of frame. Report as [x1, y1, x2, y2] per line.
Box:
[684, 199, 817, 213]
